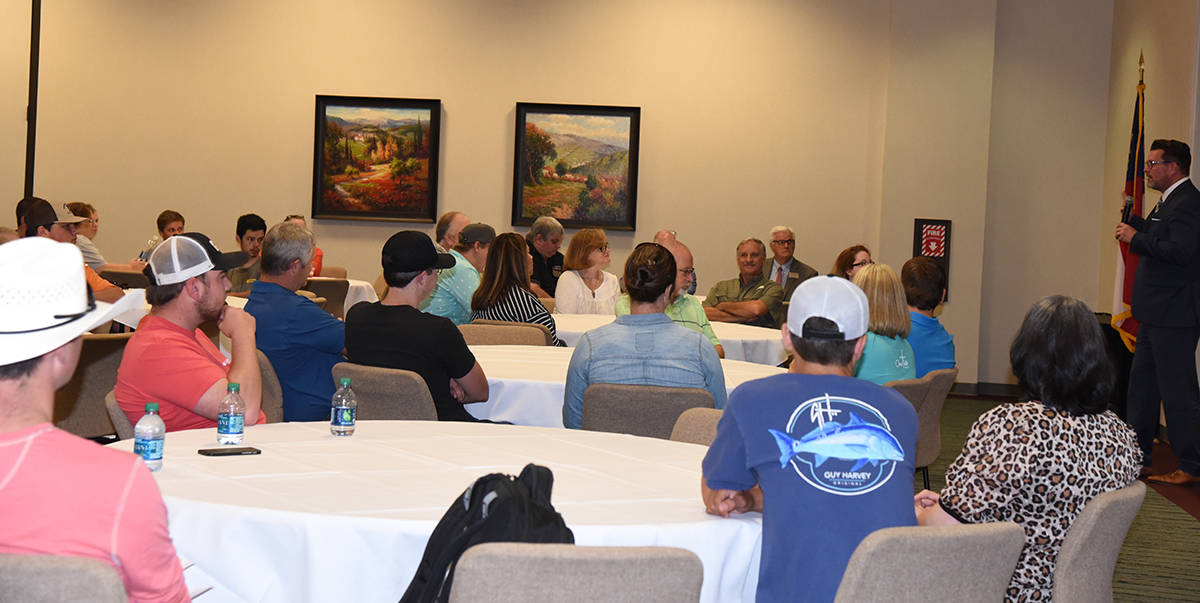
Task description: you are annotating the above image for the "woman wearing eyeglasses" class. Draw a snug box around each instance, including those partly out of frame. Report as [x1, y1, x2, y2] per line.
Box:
[562, 243, 726, 429]
[832, 244, 873, 280]
[554, 228, 620, 314]
[851, 263, 917, 385]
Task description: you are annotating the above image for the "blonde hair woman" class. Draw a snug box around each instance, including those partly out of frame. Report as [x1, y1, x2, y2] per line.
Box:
[851, 264, 916, 385]
[554, 228, 620, 314]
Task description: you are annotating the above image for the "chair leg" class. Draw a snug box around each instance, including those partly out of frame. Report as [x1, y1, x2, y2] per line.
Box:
[921, 466, 930, 490]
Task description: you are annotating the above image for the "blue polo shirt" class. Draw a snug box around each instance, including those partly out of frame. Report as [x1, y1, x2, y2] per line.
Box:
[245, 280, 346, 422]
[906, 311, 955, 377]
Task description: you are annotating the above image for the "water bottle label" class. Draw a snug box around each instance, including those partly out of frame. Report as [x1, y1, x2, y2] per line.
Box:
[331, 406, 356, 427]
[134, 437, 164, 461]
[218, 413, 245, 434]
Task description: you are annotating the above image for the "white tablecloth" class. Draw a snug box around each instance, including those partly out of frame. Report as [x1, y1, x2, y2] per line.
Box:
[109, 422, 761, 603]
[467, 345, 784, 426]
[551, 314, 786, 366]
[344, 278, 378, 314]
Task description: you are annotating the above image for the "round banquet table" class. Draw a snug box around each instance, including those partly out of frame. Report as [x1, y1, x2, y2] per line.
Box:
[110, 421, 762, 603]
[466, 344, 784, 426]
[551, 313, 786, 366]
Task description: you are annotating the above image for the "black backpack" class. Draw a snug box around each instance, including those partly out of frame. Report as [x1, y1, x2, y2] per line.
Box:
[400, 463, 574, 603]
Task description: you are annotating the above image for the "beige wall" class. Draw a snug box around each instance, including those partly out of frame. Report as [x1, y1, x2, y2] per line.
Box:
[7, 1, 1199, 384]
[0, 0, 30, 204]
[978, 0, 1115, 383]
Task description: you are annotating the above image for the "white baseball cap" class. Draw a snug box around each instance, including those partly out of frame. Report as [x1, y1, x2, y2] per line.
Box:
[0, 237, 144, 366]
[786, 275, 869, 341]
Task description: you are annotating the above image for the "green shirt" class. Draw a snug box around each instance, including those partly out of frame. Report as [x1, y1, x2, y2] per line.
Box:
[615, 293, 722, 349]
[703, 275, 784, 328]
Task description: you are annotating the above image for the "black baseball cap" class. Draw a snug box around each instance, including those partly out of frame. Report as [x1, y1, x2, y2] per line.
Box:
[382, 231, 456, 274]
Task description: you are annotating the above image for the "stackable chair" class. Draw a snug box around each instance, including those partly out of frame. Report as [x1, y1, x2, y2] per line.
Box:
[53, 333, 132, 440]
[449, 543, 703, 603]
[581, 384, 715, 440]
[0, 554, 126, 603]
[460, 320, 553, 346]
[257, 350, 285, 423]
[669, 407, 723, 446]
[104, 391, 134, 440]
[331, 362, 437, 420]
[304, 277, 351, 319]
[885, 367, 958, 489]
[1053, 481, 1147, 602]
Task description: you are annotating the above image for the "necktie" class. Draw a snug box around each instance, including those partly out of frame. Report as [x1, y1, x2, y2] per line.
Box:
[775, 266, 784, 285]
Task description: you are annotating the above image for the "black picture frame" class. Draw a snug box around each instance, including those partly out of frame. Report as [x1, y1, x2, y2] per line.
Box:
[512, 102, 640, 230]
[311, 95, 441, 222]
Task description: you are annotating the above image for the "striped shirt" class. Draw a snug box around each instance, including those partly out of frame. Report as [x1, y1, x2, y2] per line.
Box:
[470, 286, 565, 346]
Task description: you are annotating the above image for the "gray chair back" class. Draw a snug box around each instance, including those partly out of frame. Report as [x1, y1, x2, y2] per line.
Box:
[304, 277, 351, 319]
[449, 542, 703, 603]
[581, 384, 715, 440]
[98, 269, 149, 289]
[885, 367, 957, 482]
[331, 362, 437, 420]
[321, 265, 348, 279]
[834, 522, 1025, 603]
[1053, 481, 1146, 602]
[461, 320, 553, 346]
[0, 554, 126, 603]
[538, 297, 556, 313]
[104, 390, 134, 440]
[53, 333, 132, 439]
[669, 407, 723, 446]
[257, 350, 285, 423]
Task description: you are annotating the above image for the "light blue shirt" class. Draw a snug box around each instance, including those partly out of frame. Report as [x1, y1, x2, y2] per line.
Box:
[906, 311, 955, 377]
[562, 313, 726, 429]
[855, 331, 917, 386]
[423, 249, 479, 325]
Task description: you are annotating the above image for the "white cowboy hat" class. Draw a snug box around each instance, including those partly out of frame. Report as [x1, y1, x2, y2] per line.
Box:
[0, 237, 144, 366]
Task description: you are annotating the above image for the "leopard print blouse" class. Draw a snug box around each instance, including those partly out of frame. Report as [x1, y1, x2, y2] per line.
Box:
[939, 401, 1140, 602]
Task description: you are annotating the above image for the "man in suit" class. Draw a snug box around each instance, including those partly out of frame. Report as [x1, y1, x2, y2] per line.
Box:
[764, 225, 818, 302]
[1116, 138, 1200, 486]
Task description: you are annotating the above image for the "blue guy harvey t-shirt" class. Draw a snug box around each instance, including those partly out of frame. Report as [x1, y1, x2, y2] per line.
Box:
[703, 373, 918, 603]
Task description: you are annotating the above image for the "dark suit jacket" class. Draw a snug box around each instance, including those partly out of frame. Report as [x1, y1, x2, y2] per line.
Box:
[763, 258, 818, 303]
[1129, 178, 1200, 327]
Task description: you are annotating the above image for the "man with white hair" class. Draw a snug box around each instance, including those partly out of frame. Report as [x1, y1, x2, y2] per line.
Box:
[116, 233, 265, 431]
[0, 237, 188, 602]
[702, 276, 917, 602]
[764, 225, 818, 301]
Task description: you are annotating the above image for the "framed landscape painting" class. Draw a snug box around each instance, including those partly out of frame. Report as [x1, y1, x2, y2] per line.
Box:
[312, 95, 441, 222]
[512, 103, 640, 230]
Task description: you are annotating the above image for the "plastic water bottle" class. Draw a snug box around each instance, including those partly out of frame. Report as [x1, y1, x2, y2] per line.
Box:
[217, 382, 246, 445]
[330, 377, 357, 437]
[133, 403, 166, 471]
[137, 235, 161, 261]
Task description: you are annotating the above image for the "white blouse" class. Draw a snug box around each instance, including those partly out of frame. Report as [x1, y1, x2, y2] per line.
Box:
[554, 270, 620, 315]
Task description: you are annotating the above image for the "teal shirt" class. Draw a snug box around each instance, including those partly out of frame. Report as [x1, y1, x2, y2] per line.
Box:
[855, 331, 916, 385]
[615, 293, 722, 349]
[422, 249, 479, 325]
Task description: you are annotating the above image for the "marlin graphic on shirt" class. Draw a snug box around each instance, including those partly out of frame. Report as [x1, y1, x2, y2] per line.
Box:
[769, 412, 904, 472]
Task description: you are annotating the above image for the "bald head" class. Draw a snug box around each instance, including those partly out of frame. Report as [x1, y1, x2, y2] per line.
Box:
[653, 229, 677, 246]
[663, 239, 694, 298]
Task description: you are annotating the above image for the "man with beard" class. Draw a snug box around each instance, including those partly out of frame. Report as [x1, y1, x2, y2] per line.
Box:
[115, 233, 266, 431]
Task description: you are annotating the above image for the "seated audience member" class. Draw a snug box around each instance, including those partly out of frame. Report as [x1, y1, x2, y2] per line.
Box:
[563, 243, 726, 429]
[852, 263, 916, 385]
[0, 227, 18, 245]
[0, 237, 188, 603]
[67, 202, 148, 274]
[138, 209, 186, 259]
[832, 244, 873, 279]
[285, 214, 323, 276]
[25, 199, 124, 303]
[653, 229, 698, 294]
[435, 210, 471, 252]
[470, 232, 565, 346]
[915, 295, 1140, 601]
[616, 237, 725, 357]
[702, 276, 917, 602]
[424, 223, 495, 325]
[526, 216, 565, 297]
[703, 237, 783, 328]
[902, 256, 955, 376]
[245, 222, 344, 422]
[228, 213, 267, 294]
[115, 233, 265, 431]
[555, 228, 620, 314]
[344, 231, 488, 421]
[14, 195, 43, 236]
[765, 225, 818, 300]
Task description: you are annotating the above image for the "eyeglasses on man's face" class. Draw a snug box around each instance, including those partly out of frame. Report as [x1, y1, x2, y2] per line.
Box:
[1146, 159, 1175, 169]
[770, 239, 795, 246]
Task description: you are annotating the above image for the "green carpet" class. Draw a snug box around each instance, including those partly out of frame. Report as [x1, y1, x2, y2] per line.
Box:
[915, 398, 1200, 602]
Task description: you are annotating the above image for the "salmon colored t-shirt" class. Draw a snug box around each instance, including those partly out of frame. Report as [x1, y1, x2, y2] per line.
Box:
[116, 314, 265, 431]
[0, 424, 189, 603]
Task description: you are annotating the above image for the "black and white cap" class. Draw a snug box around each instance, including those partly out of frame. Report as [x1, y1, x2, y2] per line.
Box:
[145, 232, 248, 286]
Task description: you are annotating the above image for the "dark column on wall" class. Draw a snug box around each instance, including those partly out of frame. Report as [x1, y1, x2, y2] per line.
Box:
[24, 0, 41, 198]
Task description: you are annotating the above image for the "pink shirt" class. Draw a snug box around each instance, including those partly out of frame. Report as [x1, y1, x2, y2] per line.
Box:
[116, 314, 264, 431]
[0, 424, 188, 603]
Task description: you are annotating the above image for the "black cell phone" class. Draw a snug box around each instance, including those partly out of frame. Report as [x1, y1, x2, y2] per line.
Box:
[197, 447, 261, 456]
